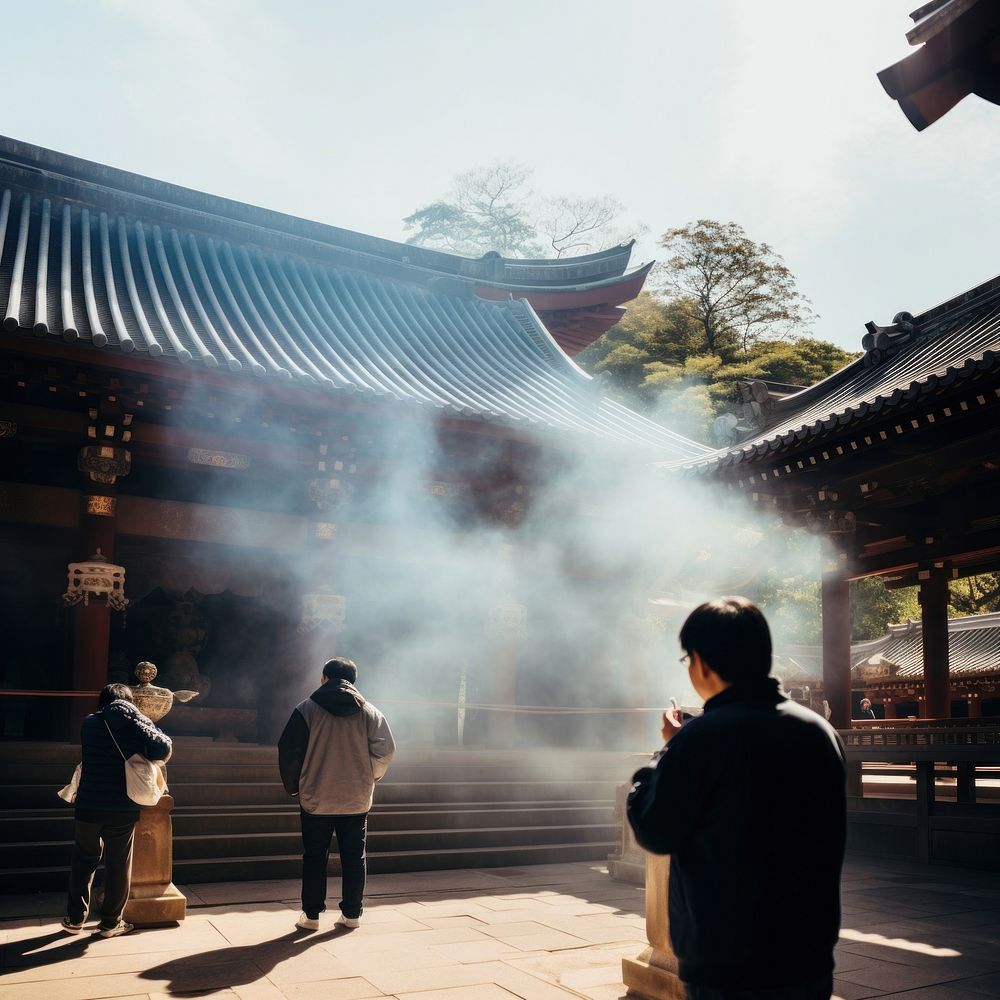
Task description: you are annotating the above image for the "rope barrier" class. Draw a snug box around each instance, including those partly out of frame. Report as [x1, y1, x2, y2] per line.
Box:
[0, 689, 99, 698]
[375, 699, 667, 714]
[0, 689, 669, 713]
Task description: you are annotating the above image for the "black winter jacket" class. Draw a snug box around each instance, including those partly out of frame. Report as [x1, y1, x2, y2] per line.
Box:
[627, 678, 846, 989]
[75, 699, 172, 819]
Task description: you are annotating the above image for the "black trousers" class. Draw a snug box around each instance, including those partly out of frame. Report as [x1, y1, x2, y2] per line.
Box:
[300, 810, 367, 919]
[65, 814, 136, 928]
[685, 974, 833, 1000]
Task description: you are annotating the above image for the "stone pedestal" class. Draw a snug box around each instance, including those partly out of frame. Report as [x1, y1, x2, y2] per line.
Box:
[124, 793, 186, 926]
[622, 853, 685, 999]
[607, 783, 646, 885]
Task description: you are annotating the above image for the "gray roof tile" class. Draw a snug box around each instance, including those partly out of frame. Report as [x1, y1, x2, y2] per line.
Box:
[0, 182, 708, 459]
[672, 280, 1000, 472]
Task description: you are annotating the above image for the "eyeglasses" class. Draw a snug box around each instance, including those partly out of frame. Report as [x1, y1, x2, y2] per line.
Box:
[679, 653, 691, 666]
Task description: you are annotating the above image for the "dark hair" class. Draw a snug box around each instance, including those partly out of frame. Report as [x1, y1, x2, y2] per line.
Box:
[99, 683, 135, 708]
[679, 596, 772, 684]
[323, 656, 358, 684]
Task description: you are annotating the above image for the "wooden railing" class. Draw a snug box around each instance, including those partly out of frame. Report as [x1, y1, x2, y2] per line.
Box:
[838, 722, 1000, 864]
[840, 723, 1000, 759]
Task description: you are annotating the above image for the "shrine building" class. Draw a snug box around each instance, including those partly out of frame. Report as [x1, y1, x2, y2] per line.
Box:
[777, 610, 1000, 719]
[0, 135, 707, 746]
[673, 273, 1000, 729]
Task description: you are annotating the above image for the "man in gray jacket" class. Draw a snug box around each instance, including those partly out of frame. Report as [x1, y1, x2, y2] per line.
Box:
[278, 656, 395, 931]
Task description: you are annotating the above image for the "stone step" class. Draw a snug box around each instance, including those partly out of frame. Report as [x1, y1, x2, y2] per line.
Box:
[0, 759, 636, 786]
[0, 802, 615, 842]
[4, 821, 617, 869]
[0, 778, 619, 810]
[0, 841, 614, 892]
[0, 745, 627, 890]
[0, 743, 647, 768]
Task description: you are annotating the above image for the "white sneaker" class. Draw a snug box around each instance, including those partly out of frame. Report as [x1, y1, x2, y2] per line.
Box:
[336, 914, 361, 928]
[97, 921, 134, 938]
[296, 912, 320, 931]
[61, 916, 85, 934]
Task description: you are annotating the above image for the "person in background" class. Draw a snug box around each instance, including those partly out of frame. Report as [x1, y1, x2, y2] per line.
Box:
[63, 683, 172, 937]
[856, 697, 877, 720]
[627, 597, 846, 1000]
[278, 656, 395, 932]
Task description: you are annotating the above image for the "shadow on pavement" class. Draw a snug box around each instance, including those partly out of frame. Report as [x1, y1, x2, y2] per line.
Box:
[137, 925, 353, 992]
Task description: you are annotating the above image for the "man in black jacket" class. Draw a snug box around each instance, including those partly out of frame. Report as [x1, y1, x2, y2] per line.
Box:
[63, 683, 172, 938]
[627, 597, 846, 999]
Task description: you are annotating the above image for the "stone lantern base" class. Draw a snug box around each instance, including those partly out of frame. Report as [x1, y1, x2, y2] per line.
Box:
[123, 794, 186, 925]
[622, 853, 685, 999]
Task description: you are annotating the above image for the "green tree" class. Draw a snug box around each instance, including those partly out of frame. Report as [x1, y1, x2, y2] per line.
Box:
[658, 220, 815, 355]
[581, 327, 854, 442]
[743, 338, 857, 387]
[949, 573, 1000, 617]
[851, 578, 920, 641]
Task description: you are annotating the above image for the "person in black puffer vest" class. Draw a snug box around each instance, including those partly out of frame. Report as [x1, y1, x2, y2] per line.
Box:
[62, 683, 172, 938]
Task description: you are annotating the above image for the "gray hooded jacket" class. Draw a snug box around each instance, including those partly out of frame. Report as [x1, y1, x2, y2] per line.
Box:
[278, 680, 395, 815]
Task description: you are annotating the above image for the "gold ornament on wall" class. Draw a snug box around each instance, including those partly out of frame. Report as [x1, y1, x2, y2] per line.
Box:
[86, 495, 117, 517]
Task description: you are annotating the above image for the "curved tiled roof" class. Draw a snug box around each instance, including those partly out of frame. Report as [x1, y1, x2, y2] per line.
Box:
[675, 276, 1000, 472]
[0, 179, 707, 458]
[777, 612, 1000, 682]
[854, 612, 1000, 678]
[0, 135, 635, 289]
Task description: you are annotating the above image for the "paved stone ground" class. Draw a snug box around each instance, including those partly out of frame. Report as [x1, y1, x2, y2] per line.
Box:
[1, 856, 998, 999]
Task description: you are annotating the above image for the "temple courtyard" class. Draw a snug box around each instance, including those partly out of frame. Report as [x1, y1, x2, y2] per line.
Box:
[1, 858, 999, 1000]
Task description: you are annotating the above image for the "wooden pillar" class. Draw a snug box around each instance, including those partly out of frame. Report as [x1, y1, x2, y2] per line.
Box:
[915, 760, 935, 863]
[69, 491, 117, 733]
[298, 521, 343, 663]
[70, 411, 131, 733]
[822, 569, 860, 796]
[821, 570, 852, 730]
[621, 853, 684, 999]
[919, 569, 951, 720]
[957, 763, 976, 805]
[968, 695, 983, 719]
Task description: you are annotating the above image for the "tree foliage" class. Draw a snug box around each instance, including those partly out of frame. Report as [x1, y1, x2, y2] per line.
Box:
[578, 292, 855, 441]
[403, 164, 540, 257]
[949, 573, 1000, 617]
[851, 578, 920, 642]
[403, 163, 633, 259]
[658, 219, 816, 354]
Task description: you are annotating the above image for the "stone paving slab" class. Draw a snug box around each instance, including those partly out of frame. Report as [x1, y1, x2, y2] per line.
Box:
[1, 858, 999, 998]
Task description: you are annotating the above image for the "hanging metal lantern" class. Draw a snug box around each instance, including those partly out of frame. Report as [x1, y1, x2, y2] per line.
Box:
[63, 549, 128, 611]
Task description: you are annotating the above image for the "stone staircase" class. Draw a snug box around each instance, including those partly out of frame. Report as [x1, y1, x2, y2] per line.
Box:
[0, 741, 643, 892]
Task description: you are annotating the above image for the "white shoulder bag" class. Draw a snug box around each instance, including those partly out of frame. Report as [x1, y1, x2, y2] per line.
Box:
[57, 762, 82, 803]
[105, 720, 167, 807]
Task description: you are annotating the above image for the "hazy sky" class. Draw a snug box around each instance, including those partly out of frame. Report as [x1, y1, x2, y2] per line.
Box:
[7, 0, 997, 351]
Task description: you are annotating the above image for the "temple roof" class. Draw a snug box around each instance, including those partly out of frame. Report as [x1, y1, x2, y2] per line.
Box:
[675, 272, 1000, 473]
[0, 140, 706, 459]
[0, 136, 647, 356]
[779, 612, 1000, 682]
[878, 0, 1000, 130]
[852, 612, 1000, 678]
